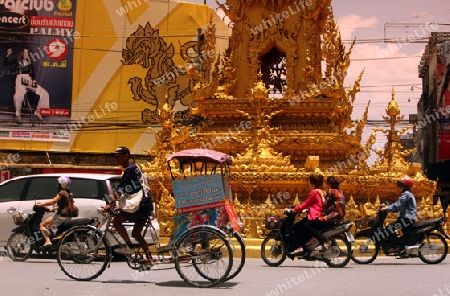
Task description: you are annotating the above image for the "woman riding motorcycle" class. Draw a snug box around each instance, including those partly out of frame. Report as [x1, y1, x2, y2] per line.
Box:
[36, 176, 74, 249]
[303, 176, 346, 252]
[285, 173, 325, 255]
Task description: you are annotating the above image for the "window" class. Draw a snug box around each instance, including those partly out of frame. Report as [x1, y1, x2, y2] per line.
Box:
[25, 177, 57, 200]
[109, 178, 121, 192]
[70, 178, 100, 199]
[0, 179, 27, 202]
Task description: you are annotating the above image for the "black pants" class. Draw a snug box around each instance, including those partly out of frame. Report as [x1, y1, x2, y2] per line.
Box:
[289, 217, 308, 251]
[385, 217, 415, 243]
[303, 220, 335, 245]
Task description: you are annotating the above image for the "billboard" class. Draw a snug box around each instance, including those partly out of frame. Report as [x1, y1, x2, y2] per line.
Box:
[437, 41, 450, 160]
[0, 0, 229, 155]
[0, 0, 76, 142]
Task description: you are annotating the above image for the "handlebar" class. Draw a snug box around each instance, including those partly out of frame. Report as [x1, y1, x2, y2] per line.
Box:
[32, 204, 51, 213]
[97, 207, 120, 217]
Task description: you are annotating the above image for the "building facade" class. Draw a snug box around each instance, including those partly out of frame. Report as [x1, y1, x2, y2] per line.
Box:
[418, 32, 450, 194]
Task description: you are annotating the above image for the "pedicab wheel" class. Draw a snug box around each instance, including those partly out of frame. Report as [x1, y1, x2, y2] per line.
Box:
[351, 234, 378, 264]
[126, 252, 144, 270]
[418, 232, 448, 264]
[174, 226, 232, 288]
[225, 230, 246, 281]
[6, 231, 33, 261]
[324, 235, 351, 268]
[57, 226, 111, 281]
[261, 237, 286, 267]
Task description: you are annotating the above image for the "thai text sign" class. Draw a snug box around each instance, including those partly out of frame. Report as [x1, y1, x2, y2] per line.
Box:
[172, 174, 225, 213]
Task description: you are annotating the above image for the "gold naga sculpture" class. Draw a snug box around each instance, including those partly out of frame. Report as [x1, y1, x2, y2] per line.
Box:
[130, 0, 440, 237]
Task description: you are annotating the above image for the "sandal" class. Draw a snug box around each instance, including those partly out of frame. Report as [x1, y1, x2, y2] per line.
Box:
[290, 248, 304, 255]
[314, 245, 327, 252]
[40, 243, 52, 250]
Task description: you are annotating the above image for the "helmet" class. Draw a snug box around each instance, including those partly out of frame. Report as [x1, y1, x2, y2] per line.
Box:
[397, 176, 413, 190]
[57, 176, 71, 189]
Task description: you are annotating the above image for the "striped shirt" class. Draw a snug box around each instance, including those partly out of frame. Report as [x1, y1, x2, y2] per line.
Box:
[318, 189, 345, 223]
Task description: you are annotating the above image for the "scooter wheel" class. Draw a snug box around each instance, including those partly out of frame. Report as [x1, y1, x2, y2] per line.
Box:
[418, 232, 448, 264]
[6, 232, 33, 261]
[325, 235, 351, 268]
[261, 237, 286, 267]
[351, 234, 378, 264]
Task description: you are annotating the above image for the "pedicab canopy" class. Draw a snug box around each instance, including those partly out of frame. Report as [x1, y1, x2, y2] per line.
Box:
[167, 149, 233, 165]
[167, 149, 241, 240]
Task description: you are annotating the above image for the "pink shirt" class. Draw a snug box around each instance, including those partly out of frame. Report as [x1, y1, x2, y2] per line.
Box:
[294, 189, 324, 220]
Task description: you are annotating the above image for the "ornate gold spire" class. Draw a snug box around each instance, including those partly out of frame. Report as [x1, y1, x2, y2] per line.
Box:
[371, 90, 415, 173]
[232, 73, 296, 173]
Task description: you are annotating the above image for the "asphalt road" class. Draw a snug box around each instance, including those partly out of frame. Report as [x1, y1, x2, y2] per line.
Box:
[1, 252, 450, 296]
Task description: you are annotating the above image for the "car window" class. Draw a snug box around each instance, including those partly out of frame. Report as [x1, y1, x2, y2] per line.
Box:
[0, 179, 28, 202]
[70, 178, 101, 199]
[109, 178, 121, 191]
[25, 177, 57, 200]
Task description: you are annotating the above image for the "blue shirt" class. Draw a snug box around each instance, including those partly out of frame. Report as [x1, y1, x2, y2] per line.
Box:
[384, 191, 417, 220]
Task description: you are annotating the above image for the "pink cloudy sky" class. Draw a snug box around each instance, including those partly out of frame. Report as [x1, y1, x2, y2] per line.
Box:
[188, 0, 449, 151]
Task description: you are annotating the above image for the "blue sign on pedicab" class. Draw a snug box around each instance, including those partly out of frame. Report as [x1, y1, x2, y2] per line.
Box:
[172, 174, 225, 212]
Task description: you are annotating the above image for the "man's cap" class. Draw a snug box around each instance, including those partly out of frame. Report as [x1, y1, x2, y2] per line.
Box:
[114, 146, 130, 155]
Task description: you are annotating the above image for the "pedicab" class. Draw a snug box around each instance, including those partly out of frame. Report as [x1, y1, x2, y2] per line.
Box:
[56, 148, 244, 288]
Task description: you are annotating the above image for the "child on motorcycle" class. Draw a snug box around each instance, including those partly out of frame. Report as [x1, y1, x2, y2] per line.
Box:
[303, 176, 346, 252]
[286, 173, 325, 255]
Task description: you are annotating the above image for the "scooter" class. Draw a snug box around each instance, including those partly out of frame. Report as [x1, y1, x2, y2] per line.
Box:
[6, 204, 97, 261]
[261, 210, 354, 268]
[351, 208, 450, 264]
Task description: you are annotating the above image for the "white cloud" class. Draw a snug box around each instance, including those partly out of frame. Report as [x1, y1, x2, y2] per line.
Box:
[336, 14, 422, 121]
[336, 14, 378, 41]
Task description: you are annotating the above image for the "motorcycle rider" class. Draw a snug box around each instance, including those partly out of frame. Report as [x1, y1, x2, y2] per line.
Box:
[303, 176, 346, 252]
[286, 173, 325, 255]
[36, 176, 74, 249]
[381, 176, 417, 252]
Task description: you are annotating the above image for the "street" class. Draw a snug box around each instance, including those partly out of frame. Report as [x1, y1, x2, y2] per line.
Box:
[0, 252, 449, 296]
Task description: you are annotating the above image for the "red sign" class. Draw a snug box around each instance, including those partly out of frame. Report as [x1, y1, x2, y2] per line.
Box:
[46, 38, 69, 61]
[30, 17, 74, 28]
[0, 170, 10, 183]
[40, 108, 70, 116]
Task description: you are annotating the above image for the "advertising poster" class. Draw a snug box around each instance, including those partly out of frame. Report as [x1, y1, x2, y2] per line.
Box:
[172, 174, 226, 213]
[172, 174, 233, 240]
[437, 41, 450, 160]
[173, 208, 221, 241]
[0, 0, 76, 142]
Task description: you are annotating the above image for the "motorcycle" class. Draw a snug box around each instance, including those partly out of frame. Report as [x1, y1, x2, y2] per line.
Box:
[351, 208, 450, 264]
[6, 204, 97, 261]
[261, 210, 354, 268]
